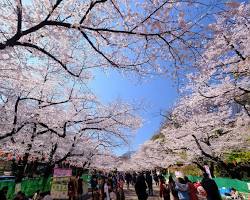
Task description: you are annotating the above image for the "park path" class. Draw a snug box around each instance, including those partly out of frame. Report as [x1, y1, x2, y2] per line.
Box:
[85, 184, 161, 200]
[124, 184, 161, 200]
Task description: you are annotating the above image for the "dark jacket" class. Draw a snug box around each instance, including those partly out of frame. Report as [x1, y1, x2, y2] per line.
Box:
[135, 174, 148, 200]
[125, 173, 132, 182]
[201, 177, 221, 200]
[153, 174, 159, 182]
[145, 173, 153, 186]
[90, 175, 97, 189]
[78, 178, 83, 194]
[169, 181, 179, 198]
[0, 190, 7, 200]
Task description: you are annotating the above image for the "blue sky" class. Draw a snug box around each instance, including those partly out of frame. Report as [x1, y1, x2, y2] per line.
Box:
[89, 69, 179, 155]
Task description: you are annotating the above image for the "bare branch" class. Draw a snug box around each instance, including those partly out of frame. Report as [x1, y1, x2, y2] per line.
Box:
[234, 97, 250, 117]
[80, 31, 120, 68]
[79, 0, 107, 24]
[223, 35, 246, 61]
[16, 0, 22, 36]
[131, 0, 170, 31]
[44, 0, 64, 21]
[198, 89, 219, 99]
[38, 122, 66, 138]
[14, 42, 80, 77]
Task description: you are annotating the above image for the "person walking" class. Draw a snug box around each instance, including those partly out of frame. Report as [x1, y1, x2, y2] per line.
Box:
[99, 176, 105, 200]
[90, 174, 98, 200]
[117, 175, 125, 200]
[77, 174, 83, 200]
[132, 172, 137, 186]
[125, 172, 132, 189]
[169, 176, 179, 200]
[201, 173, 221, 200]
[184, 176, 198, 200]
[68, 177, 77, 200]
[153, 173, 159, 186]
[104, 178, 111, 200]
[160, 178, 171, 200]
[175, 177, 190, 200]
[135, 172, 148, 200]
[145, 171, 153, 196]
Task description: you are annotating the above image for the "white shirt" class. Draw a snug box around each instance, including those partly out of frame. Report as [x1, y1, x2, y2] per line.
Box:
[104, 183, 110, 200]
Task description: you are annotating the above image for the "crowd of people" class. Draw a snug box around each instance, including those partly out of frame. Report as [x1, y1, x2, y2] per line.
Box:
[90, 171, 125, 200]
[68, 175, 85, 200]
[159, 173, 243, 200]
[89, 171, 244, 200]
[89, 170, 155, 200]
[0, 171, 244, 200]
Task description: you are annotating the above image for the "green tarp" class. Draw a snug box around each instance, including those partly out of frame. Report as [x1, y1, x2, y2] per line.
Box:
[214, 177, 249, 193]
[82, 174, 90, 183]
[0, 180, 15, 200]
[187, 176, 250, 193]
[0, 175, 88, 200]
[0, 177, 51, 200]
[164, 175, 250, 194]
[21, 177, 51, 197]
[187, 175, 202, 182]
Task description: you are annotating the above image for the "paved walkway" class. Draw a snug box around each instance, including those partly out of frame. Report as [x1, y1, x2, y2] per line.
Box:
[85, 184, 161, 200]
[124, 184, 161, 200]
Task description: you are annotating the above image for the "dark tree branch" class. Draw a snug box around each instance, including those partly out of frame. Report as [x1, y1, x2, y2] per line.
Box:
[198, 89, 219, 99]
[223, 35, 246, 61]
[79, 0, 107, 24]
[192, 134, 219, 161]
[131, 0, 170, 31]
[0, 122, 29, 140]
[192, 134, 236, 177]
[14, 42, 79, 77]
[20, 96, 72, 108]
[44, 0, 64, 21]
[80, 31, 120, 68]
[48, 143, 58, 165]
[38, 122, 66, 138]
[0, 96, 23, 141]
[16, 0, 22, 36]
[22, 123, 37, 175]
[80, 24, 171, 36]
[17, 19, 171, 37]
[239, 87, 250, 94]
[13, 96, 20, 131]
[234, 97, 250, 117]
[110, 0, 124, 20]
[192, 161, 206, 172]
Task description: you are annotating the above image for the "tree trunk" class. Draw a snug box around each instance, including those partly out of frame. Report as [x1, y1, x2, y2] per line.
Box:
[193, 161, 206, 173]
[209, 162, 215, 178]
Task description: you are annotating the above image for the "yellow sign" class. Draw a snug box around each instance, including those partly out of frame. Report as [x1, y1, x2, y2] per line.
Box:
[51, 177, 70, 199]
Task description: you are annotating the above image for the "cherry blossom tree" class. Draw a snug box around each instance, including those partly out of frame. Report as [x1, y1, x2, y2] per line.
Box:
[0, 92, 141, 174]
[162, 3, 249, 177]
[129, 3, 250, 176]
[0, 57, 141, 176]
[0, 0, 223, 77]
[118, 137, 188, 171]
[1, 0, 249, 174]
[0, 0, 226, 172]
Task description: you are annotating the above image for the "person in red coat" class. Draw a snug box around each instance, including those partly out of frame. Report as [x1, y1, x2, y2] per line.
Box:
[184, 176, 199, 200]
[160, 178, 170, 200]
